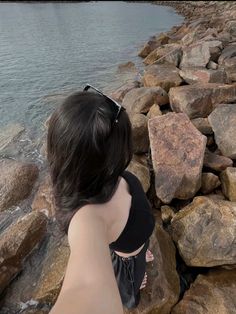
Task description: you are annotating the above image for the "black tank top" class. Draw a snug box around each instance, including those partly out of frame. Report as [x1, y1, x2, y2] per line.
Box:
[109, 170, 155, 253]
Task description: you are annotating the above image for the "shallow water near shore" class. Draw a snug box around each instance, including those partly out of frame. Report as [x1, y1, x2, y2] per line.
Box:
[0, 1, 183, 140]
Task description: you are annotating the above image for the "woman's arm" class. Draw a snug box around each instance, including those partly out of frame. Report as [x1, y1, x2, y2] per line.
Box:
[49, 206, 124, 314]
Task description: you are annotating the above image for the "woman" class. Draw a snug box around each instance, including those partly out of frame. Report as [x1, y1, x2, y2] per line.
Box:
[47, 85, 156, 314]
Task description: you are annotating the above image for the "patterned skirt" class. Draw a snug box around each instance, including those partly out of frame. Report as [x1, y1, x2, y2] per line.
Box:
[109, 238, 150, 309]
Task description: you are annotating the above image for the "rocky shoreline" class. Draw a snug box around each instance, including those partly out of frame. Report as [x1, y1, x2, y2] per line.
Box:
[1, 1, 236, 313]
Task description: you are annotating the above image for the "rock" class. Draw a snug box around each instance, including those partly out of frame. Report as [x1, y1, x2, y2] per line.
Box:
[33, 236, 70, 304]
[109, 81, 140, 103]
[146, 104, 162, 119]
[124, 223, 180, 314]
[169, 83, 236, 119]
[180, 41, 211, 68]
[191, 117, 213, 135]
[122, 87, 168, 115]
[203, 148, 233, 171]
[207, 60, 218, 70]
[225, 20, 236, 37]
[138, 33, 169, 58]
[161, 205, 175, 224]
[143, 64, 183, 92]
[148, 113, 206, 203]
[171, 196, 236, 267]
[208, 104, 236, 159]
[0, 160, 39, 212]
[179, 68, 227, 84]
[200, 172, 221, 194]
[127, 155, 150, 193]
[130, 113, 149, 154]
[117, 61, 137, 73]
[220, 167, 236, 201]
[32, 175, 55, 218]
[0, 211, 47, 295]
[143, 44, 181, 66]
[218, 43, 236, 81]
[0, 123, 25, 155]
[171, 269, 236, 314]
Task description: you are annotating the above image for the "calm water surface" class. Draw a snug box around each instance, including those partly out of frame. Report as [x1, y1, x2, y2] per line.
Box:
[0, 1, 183, 138]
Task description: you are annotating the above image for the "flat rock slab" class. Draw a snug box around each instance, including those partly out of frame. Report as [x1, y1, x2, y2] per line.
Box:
[171, 269, 236, 314]
[208, 104, 236, 158]
[171, 196, 236, 267]
[148, 112, 206, 203]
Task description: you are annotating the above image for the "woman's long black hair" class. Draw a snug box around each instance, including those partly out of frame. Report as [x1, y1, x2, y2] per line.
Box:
[47, 91, 133, 234]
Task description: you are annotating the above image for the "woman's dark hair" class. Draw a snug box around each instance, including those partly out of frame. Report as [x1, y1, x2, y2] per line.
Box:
[47, 91, 133, 234]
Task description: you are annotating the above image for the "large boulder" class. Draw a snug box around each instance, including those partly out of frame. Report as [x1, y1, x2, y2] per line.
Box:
[138, 33, 169, 58]
[124, 223, 180, 314]
[122, 87, 168, 115]
[218, 43, 236, 81]
[172, 269, 236, 314]
[171, 196, 236, 267]
[180, 40, 223, 68]
[143, 44, 182, 66]
[143, 64, 183, 92]
[109, 81, 140, 103]
[208, 104, 236, 159]
[0, 211, 47, 294]
[169, 83, 236, 119]
[0, 160, 39, 212]
[148, 113, 207, 203]
[130, 113, 149, 154]
[179, 68, 227, 84]
[220, 167, 236, 201]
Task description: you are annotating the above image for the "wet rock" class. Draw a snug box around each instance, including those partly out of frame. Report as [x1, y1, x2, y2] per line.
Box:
[200, 172, 221, 194]
[208, 104, 236, 159]
[171, 196, 236, 267]
[33, 236, 70, 304]
[171, 269, 236, 314]
[0, 211, 47, 294]
[179, 68, 227, 84]
[0, 123, 25, 155]
[122, 87, 168, 115]
[109, 81, 140, 103]
[169, 83, 236, 119]
[124, 223, 180, 314]
[190, 117, 213, 135]
[220, 167, 236, 201]
[203, 148, 233, 171]
[143, 64, 183, 92]
[127, 155, 150, 193]
[130, 113, 149, 154]
[117, 61, 137, 73]
[148, 113, 206, 203]
[0, 159, 39, 212]
[32, 175, 55, 218]
[146, 104, 162, 119]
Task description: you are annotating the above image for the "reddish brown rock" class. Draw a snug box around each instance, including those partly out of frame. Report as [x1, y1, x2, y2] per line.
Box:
[203, 148, 233, 171]
[122, 87, 168, 115]
[208, 104, 236, 159]
[172, 269, 236, 314]
[148, 113, 207, 203]
[220, 167, 236, 201]
[138, 33, 169, 58]
[143, 64, 183, 92]
[0, 211, 47, 294]
[130, 113, 149, 154]
[191, 117, 213, 135]
[109, 81, 140, 103]
[143, 44, 181, 66]
[169, 83, 236, 119]
[200, 172, 221, 194]
[179, 68, 227, 84]
[33, 236, 70, 304]
[0, 160, 39, 212]
[147, 104, 162, 120]
[124, 223, 180, 314]
[171, 196, 236, 267]
[32, 175, 55, 218]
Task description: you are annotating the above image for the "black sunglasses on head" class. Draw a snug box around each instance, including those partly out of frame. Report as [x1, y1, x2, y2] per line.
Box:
[83, 84, 126, 125]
